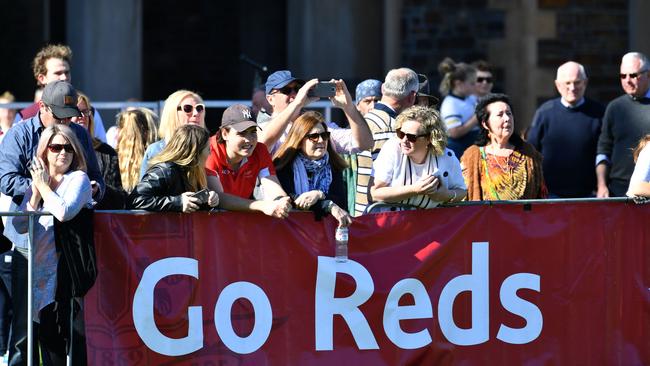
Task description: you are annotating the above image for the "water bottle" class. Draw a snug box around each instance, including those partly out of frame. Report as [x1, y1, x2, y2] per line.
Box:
[335, 225, 348, 262]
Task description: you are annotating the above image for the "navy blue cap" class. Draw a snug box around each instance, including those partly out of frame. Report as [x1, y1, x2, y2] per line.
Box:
[265, 70, 303, 95]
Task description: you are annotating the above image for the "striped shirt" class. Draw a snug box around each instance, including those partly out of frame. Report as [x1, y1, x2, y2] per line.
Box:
[354, 103, 397, 216]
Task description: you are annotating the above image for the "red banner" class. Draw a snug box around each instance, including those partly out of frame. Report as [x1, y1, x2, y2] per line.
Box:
[85, 201, 650, 365]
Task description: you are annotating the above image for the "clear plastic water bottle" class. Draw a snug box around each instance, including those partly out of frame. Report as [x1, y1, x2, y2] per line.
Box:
[335, 225, 348, 262]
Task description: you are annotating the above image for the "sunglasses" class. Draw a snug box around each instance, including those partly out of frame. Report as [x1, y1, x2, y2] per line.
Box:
[619, 70, 648, 80]
[305, 131, 330, 142]
[48, 143, 75, 154]
[272, 84, 303, 95]
[396, 129, 428, 143]
[177, 104, 205, 114]
[476, 77, 494, 83]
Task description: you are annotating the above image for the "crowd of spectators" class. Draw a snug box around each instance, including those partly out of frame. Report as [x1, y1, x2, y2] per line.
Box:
[0, 43, 650, 365]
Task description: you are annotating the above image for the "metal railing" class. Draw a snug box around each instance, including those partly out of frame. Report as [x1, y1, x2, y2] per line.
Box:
[0, 211, 50, 366]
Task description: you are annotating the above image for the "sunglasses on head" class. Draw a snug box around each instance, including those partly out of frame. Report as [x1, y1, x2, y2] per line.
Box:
[477, 77, 494, 83]
[396, 128, 428, 143]
[620, 70, 648, 80]
[177, 104, 205, 114]
[305, 131, 330, 142]
[48, 143, 74, 154]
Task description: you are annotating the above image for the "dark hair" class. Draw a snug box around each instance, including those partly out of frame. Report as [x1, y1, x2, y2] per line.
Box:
[474, 93, 523, 148]
[472, 60, 493, 73]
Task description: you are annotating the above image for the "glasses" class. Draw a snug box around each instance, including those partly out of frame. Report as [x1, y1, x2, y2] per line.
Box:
[620, 70, 648, 80]
[396, 129, 428, 143]
[47, 143, 75, 154]
[79, 109, 91, 117]
[476, 77, 494, 83]
[272, 84, 303, 95]
[177, 104, 205, 114]
[45, 105, 63, 120]
[305, 131, 330, 142]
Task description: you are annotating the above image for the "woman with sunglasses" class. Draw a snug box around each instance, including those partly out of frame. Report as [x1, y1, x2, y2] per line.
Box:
[12, 124, 93, 365]
[370, 106, 467, 209]
[438, 57, 480, 158]
[460, 94, 546, 200]
[273, 111, 352, 226]
[140, 90, 205, 178]
[129, 124, 219, 212]
[71, 92, 125, 209]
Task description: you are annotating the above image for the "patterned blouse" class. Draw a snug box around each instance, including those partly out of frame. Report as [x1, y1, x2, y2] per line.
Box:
[478, 147, 528, 200]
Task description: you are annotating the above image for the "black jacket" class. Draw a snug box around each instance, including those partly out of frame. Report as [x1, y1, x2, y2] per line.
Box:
[276, 162, 347, 219]
[127, 162, 190, 212]
[94, 140, 126, 209]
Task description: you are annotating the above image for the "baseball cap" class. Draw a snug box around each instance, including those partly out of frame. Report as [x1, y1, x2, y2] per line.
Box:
[41, 81, 81, 119]
[355, 79, 382, 105]
[265, 70, 304, 95]
[221, 104, 258, 132]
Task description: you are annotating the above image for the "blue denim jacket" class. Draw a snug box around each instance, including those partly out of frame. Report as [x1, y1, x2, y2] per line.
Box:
[0, 114, 105, 248]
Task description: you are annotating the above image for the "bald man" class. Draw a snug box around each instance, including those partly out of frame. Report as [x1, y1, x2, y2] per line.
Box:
[527, 61, 605, 197]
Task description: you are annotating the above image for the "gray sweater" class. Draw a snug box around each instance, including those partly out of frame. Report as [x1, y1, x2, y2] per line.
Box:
[597, 94, 650, 196]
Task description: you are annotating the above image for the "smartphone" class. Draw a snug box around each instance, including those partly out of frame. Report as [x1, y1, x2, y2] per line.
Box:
[191, 189, 210, 204]
[308, 82, 336, 98]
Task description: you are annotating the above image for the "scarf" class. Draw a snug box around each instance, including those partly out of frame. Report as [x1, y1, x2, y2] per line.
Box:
[292, 152, 332, 195]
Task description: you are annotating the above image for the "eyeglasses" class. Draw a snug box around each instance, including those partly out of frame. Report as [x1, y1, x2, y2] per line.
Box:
[476, 77, 494, 83]
[79, 109, 91, 117]
[272, 84, 303, 95]
[620, 70, 648, 80]
[47, 143, 75, 154]
[305, 131, 330, 142]
[45, 105, 63, 120]
[396, 129, 428, 143]
[177, 104, 205, 114]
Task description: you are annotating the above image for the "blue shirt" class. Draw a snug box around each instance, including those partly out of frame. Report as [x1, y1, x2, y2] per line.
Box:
[139, 140, 167, 179]
[0, 113, 105, 247]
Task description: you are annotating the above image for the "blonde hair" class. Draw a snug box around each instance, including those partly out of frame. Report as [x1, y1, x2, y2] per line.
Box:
[37, 124, 87, 173]
[150, 124, 210, 191]
[633, 134, 650, 163]
[395, 105, 448, 156]
[76, 92, 95, 137]
[437, 57, 476, 96]
[117, 108, 159, 192]
[158, 90, 204, 141]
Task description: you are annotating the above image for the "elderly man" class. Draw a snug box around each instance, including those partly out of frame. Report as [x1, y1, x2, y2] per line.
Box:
[355, 79, 382, 116]
[258, 70, 373, 154]
[596, 52, 650, 197]
[527, 61, 604, 197]
[354, 67, 419, 215]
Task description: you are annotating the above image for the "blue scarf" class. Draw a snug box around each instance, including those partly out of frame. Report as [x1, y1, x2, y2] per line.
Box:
[292, 152, 332, 195]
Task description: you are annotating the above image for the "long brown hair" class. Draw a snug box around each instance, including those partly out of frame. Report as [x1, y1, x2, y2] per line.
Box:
[273, 111, 347, 171]
[149, 124, 210, 191]
[633, 134, 650, 162]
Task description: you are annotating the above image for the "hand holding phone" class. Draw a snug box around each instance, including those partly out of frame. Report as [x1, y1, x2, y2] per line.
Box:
[307, 82, 336, 98]
[190, 189, 210, 205]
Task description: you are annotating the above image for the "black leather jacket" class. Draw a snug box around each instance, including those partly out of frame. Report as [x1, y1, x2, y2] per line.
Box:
[127, 162, 190, 212]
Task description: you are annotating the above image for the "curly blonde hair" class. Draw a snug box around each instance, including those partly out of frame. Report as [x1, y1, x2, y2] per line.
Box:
[117, 108, 159, 192]
[395, 105, 448, 156]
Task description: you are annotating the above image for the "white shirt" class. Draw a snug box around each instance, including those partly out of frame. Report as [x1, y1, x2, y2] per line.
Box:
[372, 137, 466, 208]
[440, 94, 477, 131]
[627, 143, 650, 196]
